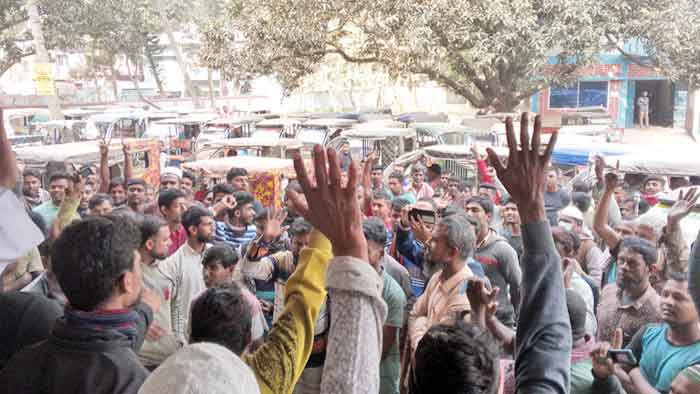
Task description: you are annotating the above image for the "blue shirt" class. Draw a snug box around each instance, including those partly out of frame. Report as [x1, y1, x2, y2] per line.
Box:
[214, 222, 257, 253]
[634, 324, 700, 392]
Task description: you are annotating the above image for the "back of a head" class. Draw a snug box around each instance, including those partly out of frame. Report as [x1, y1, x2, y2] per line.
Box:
[190, 283, 252, 355]
[440, 213, 476, 260]
[138, 342, 260, 394]
[571, 192, 591, 213]
[362, 217, 387, 246]
[51, 215, 140, 311]
[411, 323, 499, 394]
[233, 191, 255, 210]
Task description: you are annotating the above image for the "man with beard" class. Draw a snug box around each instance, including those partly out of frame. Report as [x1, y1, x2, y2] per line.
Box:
[592, 271, 700, 394]
[465, 196, 521, 328]
[158, 189, 188, 256]
[408, 164, 434, 200]
[0, 215, 160, 394]
[113, 178, 147, 220]
[87, 194, 113, 216]
[406, 213, 476, 356]
[214, 191, 258, 253]
[596, 236, 662, 347]
[160, 206, 214, 346]
[22, 169, 50, 209]
[135, 216, 182, 370]
[33, 172, 77, 227]
[107, 178, 127, 207]
[77, 182, 95, 218]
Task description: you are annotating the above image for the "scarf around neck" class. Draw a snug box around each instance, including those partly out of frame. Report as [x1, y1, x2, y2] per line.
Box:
[64, 307, 140, 346]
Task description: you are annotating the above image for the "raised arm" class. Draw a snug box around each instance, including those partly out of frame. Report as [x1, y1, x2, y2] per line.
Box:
[487, 114, 570, 394]
[594, 173, 622, 250]
[99, 142, 110, 193]
[122, 142, 134, 182]
[243, 230, 332, 394]
[664, 188, 698, 274]
[287, 145, 387, 394]
[0, 110, 17, 189]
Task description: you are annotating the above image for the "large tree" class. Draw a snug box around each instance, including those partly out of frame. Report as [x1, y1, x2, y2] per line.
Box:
[201, 0, 609, 111]
[602, 0, 700, 88]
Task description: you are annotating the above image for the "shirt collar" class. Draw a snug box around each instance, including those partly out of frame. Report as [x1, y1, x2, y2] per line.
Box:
[439, 264, 473, 293]
[619, 284, 656, 311]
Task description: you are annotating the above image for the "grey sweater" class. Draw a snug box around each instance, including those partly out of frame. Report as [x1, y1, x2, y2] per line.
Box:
[474, 230, 521, 327]
[515, 221, 571, 394]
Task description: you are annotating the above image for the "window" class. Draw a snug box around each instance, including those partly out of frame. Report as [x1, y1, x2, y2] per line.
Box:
[549, 81, 608, 109]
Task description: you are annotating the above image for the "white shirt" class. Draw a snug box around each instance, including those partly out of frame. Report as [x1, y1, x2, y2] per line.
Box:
[0, 188, 44, 275]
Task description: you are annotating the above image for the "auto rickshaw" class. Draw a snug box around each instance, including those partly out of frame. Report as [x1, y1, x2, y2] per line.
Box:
[182, 156, 295, 208]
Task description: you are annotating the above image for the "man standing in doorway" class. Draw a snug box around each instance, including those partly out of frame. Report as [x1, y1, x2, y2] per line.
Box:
[638, 91, 650, 128]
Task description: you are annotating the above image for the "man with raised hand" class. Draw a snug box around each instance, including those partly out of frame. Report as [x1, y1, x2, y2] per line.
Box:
[286, 145, 388, 394]
[485, 114, 571, 394]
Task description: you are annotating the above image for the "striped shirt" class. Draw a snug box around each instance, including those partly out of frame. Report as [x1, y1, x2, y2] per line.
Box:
[214, 221, 257, 253]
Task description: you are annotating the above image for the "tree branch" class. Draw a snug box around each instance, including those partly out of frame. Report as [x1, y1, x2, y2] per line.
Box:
[605, 33, 660, 69]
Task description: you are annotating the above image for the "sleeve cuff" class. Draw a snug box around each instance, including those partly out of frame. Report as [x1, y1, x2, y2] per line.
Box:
[326, 256, 383, 299]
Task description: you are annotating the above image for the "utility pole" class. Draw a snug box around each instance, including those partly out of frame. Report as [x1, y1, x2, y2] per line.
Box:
[27, 0, 63, 120]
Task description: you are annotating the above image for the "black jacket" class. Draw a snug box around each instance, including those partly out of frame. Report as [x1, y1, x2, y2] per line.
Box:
[0, 303, 153, 394]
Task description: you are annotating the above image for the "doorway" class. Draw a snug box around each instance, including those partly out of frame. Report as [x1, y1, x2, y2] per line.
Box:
[634, 80, 674, 127]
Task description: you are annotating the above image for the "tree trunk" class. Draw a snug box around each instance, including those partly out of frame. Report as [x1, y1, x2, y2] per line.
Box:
[207, 68, 216, 108]
[110, 63, 119, 101]
[155, 0, 199, 108]
[126, 58, 161, 110]
[145, 49, 165, 96]
[27, 0, 62, 120]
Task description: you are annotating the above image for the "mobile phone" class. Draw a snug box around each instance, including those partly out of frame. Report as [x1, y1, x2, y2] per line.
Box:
[607, 349, 638, 365]
[409, 208, 436, 225]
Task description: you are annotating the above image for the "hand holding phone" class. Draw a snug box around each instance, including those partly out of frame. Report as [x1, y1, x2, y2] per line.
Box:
[607, 349, 638, 366]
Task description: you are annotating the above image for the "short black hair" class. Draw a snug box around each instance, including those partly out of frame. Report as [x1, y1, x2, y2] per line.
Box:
[126, 178, 147, 188]
[290, 217, 312, 237]
[108, 177, 125, 192]
[372, 189, 393, 203]
[466, 196, 494, 215]
[572, 181, 592, 193]
[182, 206, 212, 236]
[22, 169, 42, 179]
[233, 191, 255, 212]
[51, 215, 140, 311]
[190, 283, 252, 355]
[182, 171, 196, 184]
[254, 208, 268, 222]
[427, 163, 442, 175]
[411, 323, 499, 394]
[362, 217, 387, 245]
[226, 167, 248, 183]
[392, 197, 411, 211]
[417, 197, 438, 211]
[140, 215, 168, 247]
[572, 192, 591, 213]
[620, 236, 658, 266]
[501, 196, 516, 206]
[49, 172, 72, 184]
[388, 172, 404, 183]
[158, 188, 186, 210]
[202, 244, 239, 269]
[88, 193, 113, 210]
[622, 197, 650, 215]
[212, 183, 235, 196]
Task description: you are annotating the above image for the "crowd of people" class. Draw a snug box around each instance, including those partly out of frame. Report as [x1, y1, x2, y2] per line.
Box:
[1, 110, 700, 394]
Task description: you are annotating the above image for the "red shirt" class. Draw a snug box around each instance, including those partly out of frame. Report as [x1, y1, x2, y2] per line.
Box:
[168, 224, 188, 256]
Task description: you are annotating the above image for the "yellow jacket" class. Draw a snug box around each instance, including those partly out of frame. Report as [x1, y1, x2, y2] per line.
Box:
[243, 229, 332, 394]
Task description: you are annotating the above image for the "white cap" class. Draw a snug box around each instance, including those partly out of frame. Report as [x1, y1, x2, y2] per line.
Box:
[138, 343, 260, 394]
[559, 205, 584, 222]
[161, 166, 183, 180]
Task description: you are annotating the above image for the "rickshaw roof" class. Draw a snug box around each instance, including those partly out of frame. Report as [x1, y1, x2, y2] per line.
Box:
[205, 116, 265, 126]
[342, 127, 415, 139]
[257, 118, 305, 127]
[607, 147, 700, 177]
[155, 114, 218, 125]
[396, 112, 449, 123]
[302, 118, 358, 128]
[410, 122, 477, 136]
[183, 156, 295, 178]
[14, 138, 156, 163]
[197, 137, 303, 150]
[423, 144, 509, 160]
